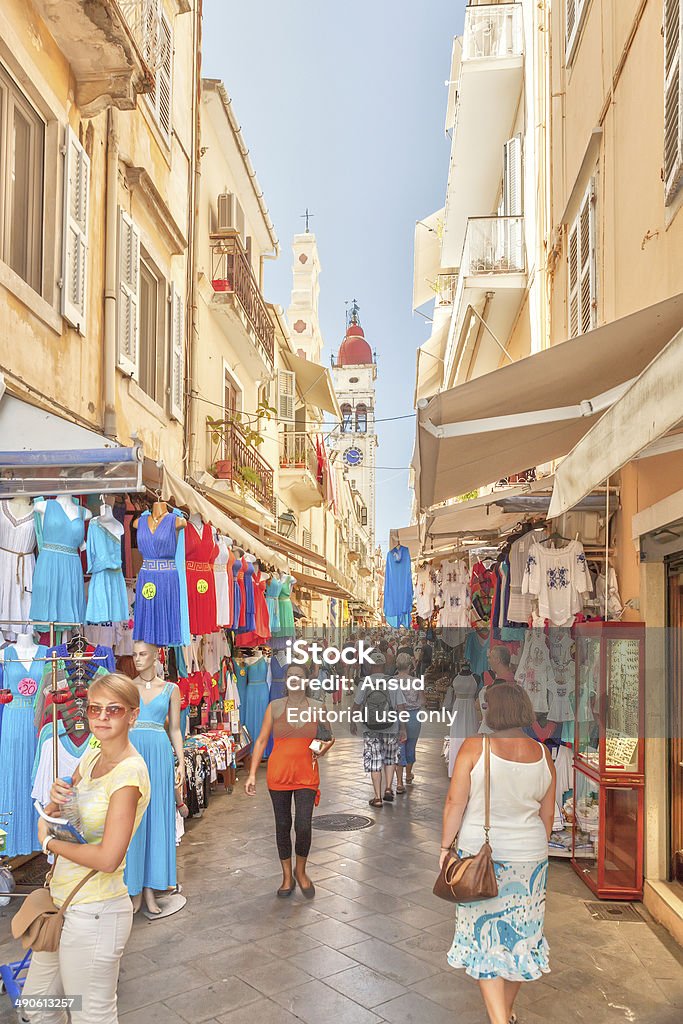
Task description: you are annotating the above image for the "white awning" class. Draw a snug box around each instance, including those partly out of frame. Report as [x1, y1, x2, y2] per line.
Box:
[413, 208, 444, 310]
[425, 478, 554, 546]
[415, 295, 683, 510]
[388, 524, 421, 558]
[415, 317, 449, 405]
[281, 350, 340, 417]
[549, 325, 683, 517]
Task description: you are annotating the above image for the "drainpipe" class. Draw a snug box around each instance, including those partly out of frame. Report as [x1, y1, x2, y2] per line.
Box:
[185, 0, 202, 480]
[103, 106, 119, 439]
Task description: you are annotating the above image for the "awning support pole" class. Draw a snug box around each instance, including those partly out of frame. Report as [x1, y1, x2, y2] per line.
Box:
[469, 303, 514, 364]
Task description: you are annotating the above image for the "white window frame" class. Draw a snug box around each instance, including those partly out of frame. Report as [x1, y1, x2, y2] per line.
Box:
[277, 369, 296, 424]
[567, 179, 597, 339]
[664, 0, 683, 204]
[61, 126, 89, 333]
[143, 1, 173, 144]
[138, 249, 167, 405]
[566, 0, 591, 64]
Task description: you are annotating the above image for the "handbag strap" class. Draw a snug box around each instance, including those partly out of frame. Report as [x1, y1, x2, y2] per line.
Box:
[57, 869, 98, 916]
[484, 735, 491, 845]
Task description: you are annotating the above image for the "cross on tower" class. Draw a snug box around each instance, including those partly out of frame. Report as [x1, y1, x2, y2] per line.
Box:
[300, 208, 314, 233]
[346, 298, 361, 327]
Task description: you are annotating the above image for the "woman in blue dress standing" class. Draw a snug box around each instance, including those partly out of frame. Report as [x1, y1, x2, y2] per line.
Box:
[124, 641, 186, 917]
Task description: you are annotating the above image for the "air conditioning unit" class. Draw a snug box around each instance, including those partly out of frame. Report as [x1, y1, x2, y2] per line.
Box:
[217, 192, 245, 239]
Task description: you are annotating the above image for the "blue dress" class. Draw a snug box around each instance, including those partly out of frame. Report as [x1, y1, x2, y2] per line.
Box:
[85, 520, 128, 624]
[125, 683, 176, 895]
[244, 657, 271, 757]
[239, 560, 256, 633]
[134, 514, 182, 647]
[0, 645, 46, 855]
[383, 544, 414, 628]
[30, 500, 86, 624]
[268, 655, 288, 702]
[231, 559, 242, 630]
[235, 663, 247, 710]
[265, 577, 282, 633]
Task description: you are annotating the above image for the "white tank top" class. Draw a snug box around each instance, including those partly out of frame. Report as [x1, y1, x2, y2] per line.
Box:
[457, 740, 552, 862]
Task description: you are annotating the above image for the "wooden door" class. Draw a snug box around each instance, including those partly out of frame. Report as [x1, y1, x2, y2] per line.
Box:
[668, 570, 683, 882]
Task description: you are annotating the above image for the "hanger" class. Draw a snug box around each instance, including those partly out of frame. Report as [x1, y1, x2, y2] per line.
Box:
[541, 529, 571, 545]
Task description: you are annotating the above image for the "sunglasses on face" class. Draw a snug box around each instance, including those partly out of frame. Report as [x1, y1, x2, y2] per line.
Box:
[85, 703, 130, 720]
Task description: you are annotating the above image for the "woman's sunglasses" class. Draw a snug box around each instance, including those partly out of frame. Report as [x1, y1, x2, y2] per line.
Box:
[86, 703, 131, 719]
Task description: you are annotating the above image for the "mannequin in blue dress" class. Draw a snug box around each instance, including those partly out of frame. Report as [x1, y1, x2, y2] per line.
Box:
[125, 641, 186, 917]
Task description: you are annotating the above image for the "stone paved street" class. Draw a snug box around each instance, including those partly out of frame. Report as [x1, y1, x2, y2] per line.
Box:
[1, 737, 682, 1024]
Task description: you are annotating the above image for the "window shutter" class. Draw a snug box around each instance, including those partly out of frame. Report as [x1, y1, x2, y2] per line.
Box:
[568, 179, 596, 338]
[61, 126, 90, 333]
[157, 11, 173, 141]
[277, 369, 295, 424]
[664, 0, 683, 203]
[503, 135, 522, 216]
[568, 222, 579, 338]
[169, 282, 184, 421]
[566, 0, 588, 60]
[117, 208, 140, 377]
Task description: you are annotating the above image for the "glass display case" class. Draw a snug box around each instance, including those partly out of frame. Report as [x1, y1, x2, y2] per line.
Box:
[571, 622, 645, 899]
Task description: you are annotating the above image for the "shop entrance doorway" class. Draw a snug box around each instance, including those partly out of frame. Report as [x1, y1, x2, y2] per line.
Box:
[667, 562, 683, 883]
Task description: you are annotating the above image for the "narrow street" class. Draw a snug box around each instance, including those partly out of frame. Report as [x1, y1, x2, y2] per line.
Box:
[76, 737, 683, 1024]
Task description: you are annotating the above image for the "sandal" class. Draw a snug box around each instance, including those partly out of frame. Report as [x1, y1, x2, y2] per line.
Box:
[406, 772, 414, 785]
[369, 797, 383, 807]
[383, 789, 394, 802]
[396, 785, 406, 794]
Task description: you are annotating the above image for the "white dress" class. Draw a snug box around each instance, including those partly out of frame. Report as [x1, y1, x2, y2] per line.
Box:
[522, 539, 592, 626]
[415, 568, 435, 618]
[515, 629, 555, 713]
[0, 501, 36, 639]
[446, 672, 480, 776]
[214, 536, 231, 626]
[507, 531, 541, 624]
[439, 559, 469, 628]
[546, 628, 575, 722]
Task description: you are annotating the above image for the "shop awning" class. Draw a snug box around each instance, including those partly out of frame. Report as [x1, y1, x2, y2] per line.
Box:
[388, 524, 421, 557]
[160, 466, 287, 568]
[292, 568, 352, 600]
[415, 317, 449, 405]
[0, 388, 143, 497]
[549, 325, 683, 517]
[414, 295, 683, 510]
[281, 350, 341, 417]
[413, 207, 445, 310]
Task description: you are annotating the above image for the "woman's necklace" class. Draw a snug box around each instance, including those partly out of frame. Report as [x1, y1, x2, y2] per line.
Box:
[139, 669, 158, 691]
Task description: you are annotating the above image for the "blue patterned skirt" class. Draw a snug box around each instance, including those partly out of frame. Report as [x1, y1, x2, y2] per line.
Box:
[447, 855, 550, 982]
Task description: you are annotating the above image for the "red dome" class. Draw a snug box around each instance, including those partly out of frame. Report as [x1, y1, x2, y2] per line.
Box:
[338, 323, 373, 366]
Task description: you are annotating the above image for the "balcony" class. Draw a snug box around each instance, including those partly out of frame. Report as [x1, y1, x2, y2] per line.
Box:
[442, 4, 524, 267]
[207, 420, 275, 514]
[31, 0, 156, 115]
[210, 234, 275, 373]
[446, 216, 527, 383]
[278, 431, 324, 512]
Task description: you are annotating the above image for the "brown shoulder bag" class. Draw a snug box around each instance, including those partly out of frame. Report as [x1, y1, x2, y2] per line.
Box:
[433, 736, 498, 903]
[12, 864, 97, 952]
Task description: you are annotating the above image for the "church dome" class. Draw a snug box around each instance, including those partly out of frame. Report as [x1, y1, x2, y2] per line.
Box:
[338, 320, 373, 366]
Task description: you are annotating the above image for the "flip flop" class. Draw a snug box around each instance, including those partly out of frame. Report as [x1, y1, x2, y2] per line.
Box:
[396, 786, 406, 794]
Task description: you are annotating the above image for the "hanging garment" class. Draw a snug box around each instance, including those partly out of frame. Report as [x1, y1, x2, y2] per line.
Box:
[185, 521, 218, 635]
[236, 560, 246, 628]
[243, 657, 271, 756]
[0, 645, 47, 855]
[269, 653, 289, 702]
[465, 629, 490, 680]
[439, 559, 470, 628]
[226, 546, 236, 628]
[30, 500, 86, 625]
[507, 531, 542, 625]
[85, 519, 128, 624]
[134, 513, 183, 646]
[214, 536, 231, 627]
[414, 567, 436, 619]
[241, 559, 256, 633]
[595, 567, 624, 620]
[522, 539, 592, 626]
[265, 575, 282, 633]
[446, 671, 480, 777]
[274, 575, 296, 639]
[31, 722, 82, 805]
[0, 501, 36, 637]
[469, 561, 496, 629]
[231, 557, 243, 630]
[253, 570, 271, 643]
[125, 683, 177, 896]
[384, 545, 413, 629]
[234, 662, 248, 709]
[514, 629, 554, 714]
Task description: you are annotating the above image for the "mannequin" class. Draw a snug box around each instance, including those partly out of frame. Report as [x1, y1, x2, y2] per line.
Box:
[133, 501, 186, 534]
[125, 641, 186, 918]
[94, 497, 124, 540]
[34, 495, 92, 531]
[188, 512, 203, 533]
[6, 495, 32, 518]
[31, 496, 89, 624]
[244, 552, 256, 564]
[9, 631, 39, 667]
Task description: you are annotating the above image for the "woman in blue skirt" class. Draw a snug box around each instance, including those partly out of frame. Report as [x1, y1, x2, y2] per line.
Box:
[440, 684, 556, 1024]
[124, 641, 186, 917]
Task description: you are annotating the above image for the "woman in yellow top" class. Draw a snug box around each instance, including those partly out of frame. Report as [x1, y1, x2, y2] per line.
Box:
[22, 673, 151, 1024]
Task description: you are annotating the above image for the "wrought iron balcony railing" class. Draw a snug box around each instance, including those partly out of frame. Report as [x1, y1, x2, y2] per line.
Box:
[210, 234, 275, 365]
[463, 3, 523, 62]
[207, 420, 275, 513]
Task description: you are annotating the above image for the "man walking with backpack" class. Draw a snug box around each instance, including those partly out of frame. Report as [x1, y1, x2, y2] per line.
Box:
[350, 652, 407, 807]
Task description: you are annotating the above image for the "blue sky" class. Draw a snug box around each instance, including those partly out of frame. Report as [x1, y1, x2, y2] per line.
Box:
[202, 0, 466, 551]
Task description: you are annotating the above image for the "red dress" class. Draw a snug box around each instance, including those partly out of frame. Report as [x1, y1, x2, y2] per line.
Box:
[185, 521, 218, 635]
[253, 570, 271, 643]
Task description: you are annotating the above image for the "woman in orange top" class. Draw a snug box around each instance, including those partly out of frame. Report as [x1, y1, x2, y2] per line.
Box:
[245, 662, 334, 897]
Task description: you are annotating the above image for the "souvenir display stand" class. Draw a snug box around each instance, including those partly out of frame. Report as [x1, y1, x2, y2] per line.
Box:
[571, 621, 645, 899]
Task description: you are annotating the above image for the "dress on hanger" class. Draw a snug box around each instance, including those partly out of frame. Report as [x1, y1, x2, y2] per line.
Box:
[30, 500, 86, 624]
[213, 536, 231, 627]
[265, 575, 282, 633]
[241, 558, 256, 633]
[0, 501, 36, 636]
[185, 521, 218, 635]
[125, 683, 177, 896]
[522, 539, 592, 626]
[253, 571, 271, 643]
[85, 519, 128, 624]
[134, 513, 183, 647]
[383, 545, 413, 628]
[446, 672, 479, 777]
[274, 576, 296, 639]
[234, 661, 248, 709]
[226, 546, 236, 627]
[0, 645, 46, 855]
[231, 557, 243, 630]
[507, 531, 539, 624]
[414, 567, 435, 619]
[243, 657, 271, 757]
[514, 629, 554, 714]
[465, 629, 490, 680]
[268, 653, 289, 702]
[439, 559, 469, 629]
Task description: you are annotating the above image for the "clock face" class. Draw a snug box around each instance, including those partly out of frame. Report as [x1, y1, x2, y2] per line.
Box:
[343, 447, 363, 467]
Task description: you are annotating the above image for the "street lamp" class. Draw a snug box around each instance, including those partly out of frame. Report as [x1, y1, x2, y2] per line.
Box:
[278, 508, 297, 539]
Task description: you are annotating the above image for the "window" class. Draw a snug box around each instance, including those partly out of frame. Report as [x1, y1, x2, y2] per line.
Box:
[360, 507, 368, 527]
[277, 369, 295, 423]
[138, 252, 165, 404]
[665, 0, 683, 203]
[568, 180, 596, 338]
[566, 0, 590, 62]
[355, 403, 367, 433]
[143, 1, 173, 142]
[61, 127, 90, 332]
[0, 64, 44, 292]
[341, 403, 353, 432]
